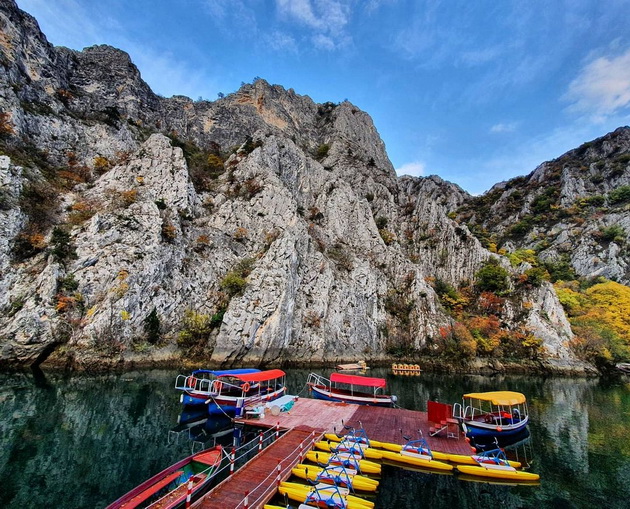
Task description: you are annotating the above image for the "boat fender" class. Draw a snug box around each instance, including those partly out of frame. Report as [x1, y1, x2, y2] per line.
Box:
[242, 382, 250, 393]
[496, 426, 503, 432]
[391, 395, 398, 403]
[212, 380, 222, 392]
[187, 376, 197, 389]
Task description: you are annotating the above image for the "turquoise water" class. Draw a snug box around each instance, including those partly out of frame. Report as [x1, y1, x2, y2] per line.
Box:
[0, 368, 629, 508]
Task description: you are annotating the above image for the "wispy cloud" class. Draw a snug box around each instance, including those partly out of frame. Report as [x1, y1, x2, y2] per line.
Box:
[395, 161, 426, 177]
[565, 48, 630, 122]
[490, 122, 517, 134]
[275, 0, 352, 50]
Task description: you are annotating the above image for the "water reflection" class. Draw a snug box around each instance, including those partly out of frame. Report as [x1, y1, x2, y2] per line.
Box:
[0, 369, 628, 508]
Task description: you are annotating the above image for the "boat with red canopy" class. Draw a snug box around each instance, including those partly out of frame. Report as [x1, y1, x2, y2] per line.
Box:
[175, 369, 286, 416]
[307, 372, 397, 407]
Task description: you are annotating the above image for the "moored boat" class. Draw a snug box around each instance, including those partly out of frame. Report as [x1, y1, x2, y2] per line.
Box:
[455, 448, 539, 482]
[453, 391, 529, 440]
[307, 372, 397, 407]
[106, 446, 223, 509]
[278, 481, 374, 509]
[175, 369, 286, 416]
[174, 368, 260, 406]
[291, 464, 379, 492]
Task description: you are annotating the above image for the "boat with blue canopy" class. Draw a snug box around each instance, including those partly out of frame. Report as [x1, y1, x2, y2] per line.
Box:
[175, 368, 260, 406]
[176, 368, 286, 416]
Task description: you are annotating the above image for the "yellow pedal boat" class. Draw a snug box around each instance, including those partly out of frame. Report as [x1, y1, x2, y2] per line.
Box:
[292, 464, 379, 492]
[314, 440, 383, 460]
[305, 450, 381, 475]
[456, 464, 539, 481]
[380, 450, 454, 471]
[278, 481, 374, 509]
[324, 433, 384, 449]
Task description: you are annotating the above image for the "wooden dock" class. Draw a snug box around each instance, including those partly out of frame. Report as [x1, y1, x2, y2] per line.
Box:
[239, 398, 472, 455]
[195, 398, 472, 508]
[193, 427, 320, 509]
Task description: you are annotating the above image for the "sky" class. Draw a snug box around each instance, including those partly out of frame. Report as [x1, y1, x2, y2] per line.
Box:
[16, 0, 630, 194]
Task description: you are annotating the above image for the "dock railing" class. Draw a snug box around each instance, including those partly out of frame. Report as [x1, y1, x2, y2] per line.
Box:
[231, 429, 318, 509]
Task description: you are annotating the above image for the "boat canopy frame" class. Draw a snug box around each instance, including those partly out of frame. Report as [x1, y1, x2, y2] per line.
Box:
[455, 391, 529, 423]
[307, 372, 387, 396]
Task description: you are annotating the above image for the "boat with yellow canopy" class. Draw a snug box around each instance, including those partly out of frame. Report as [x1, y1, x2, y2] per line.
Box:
[452, 391, 529, 440]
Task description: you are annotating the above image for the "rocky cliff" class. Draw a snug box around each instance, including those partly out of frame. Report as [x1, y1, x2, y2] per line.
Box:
[458, 127, 630, 283]
[0, 0, 586, 371]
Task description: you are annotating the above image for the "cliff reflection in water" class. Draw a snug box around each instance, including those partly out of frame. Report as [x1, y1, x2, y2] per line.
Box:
[0, 369, 628, 509]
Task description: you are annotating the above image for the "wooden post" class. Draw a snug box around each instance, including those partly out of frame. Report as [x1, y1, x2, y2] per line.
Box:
[185, 477, 194, 508]
[276, 460, 282, 487]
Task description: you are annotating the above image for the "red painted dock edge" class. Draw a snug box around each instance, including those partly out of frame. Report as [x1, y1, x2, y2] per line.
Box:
[193, 427, 321, 509]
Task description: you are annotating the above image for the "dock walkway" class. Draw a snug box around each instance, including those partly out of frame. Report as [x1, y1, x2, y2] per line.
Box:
[193, 427, 320, 509]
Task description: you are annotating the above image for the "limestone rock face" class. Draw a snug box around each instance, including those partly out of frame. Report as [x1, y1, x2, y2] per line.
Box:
[0, 0, 584, 370]
[460, 127, 630, 283]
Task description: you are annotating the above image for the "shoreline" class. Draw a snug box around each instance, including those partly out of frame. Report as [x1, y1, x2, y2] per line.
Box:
[0, 350, 599, 376]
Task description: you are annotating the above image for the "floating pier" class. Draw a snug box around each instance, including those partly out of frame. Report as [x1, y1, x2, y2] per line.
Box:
[193, 398, 472, 508]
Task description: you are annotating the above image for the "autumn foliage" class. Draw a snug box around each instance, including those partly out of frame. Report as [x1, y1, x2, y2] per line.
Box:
[556, 280, 630, 366]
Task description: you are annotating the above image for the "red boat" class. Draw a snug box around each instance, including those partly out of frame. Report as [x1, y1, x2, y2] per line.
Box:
[106, 446, 223, 509]
[307, 372, 397, 407]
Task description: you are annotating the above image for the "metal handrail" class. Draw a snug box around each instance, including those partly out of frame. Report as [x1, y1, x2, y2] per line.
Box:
[233, 430, 317, 509]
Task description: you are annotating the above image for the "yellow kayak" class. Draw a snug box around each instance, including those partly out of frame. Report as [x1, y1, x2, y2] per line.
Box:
[314, 441, 383, 460]
[380, 450, 454, 471]
[324, 433, 384, 449]
[305, 450, 382, 475]
[456, 464, 540, 481]
[292, 464, 379, 492]
[278, 481, 374, 509]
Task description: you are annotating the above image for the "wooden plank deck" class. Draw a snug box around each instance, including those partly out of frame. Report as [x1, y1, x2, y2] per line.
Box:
[193, 427, 320, 509]
[238, 398, 472, 456]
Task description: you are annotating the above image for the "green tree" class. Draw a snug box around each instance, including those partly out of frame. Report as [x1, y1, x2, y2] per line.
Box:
[475, 259, 509, 293]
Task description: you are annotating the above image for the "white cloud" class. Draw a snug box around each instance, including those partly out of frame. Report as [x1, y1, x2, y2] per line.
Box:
[312, 34, 335, 51]
[395, 161, 426, 177]
[490, 122, 517, 134]
[275, 0, 351, 49]
[565, 48, 630, 121]
[264, 30, 299, 53]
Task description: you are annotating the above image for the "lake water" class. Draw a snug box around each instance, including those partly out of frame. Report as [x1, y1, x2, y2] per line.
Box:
[1, 368, 628, 508]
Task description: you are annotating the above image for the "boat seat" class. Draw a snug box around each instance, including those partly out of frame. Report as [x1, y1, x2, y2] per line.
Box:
[121, 470, 184, 508]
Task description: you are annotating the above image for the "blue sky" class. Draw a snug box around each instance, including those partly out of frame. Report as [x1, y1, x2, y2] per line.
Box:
[17, 0, 630, 194]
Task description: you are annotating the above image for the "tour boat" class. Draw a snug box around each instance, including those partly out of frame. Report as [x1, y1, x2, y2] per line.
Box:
[106, 446, 222, 509]
[307, 372, 397, 407]
[175, 368, 286, 416]
[452, 391, 529, 439]
[174, 368, 260, 406]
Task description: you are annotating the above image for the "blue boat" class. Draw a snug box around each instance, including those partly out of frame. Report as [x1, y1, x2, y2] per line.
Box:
[175, 368, 260, 406]
[175, 368, 286, 416]
[453, 391, 529, 441]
